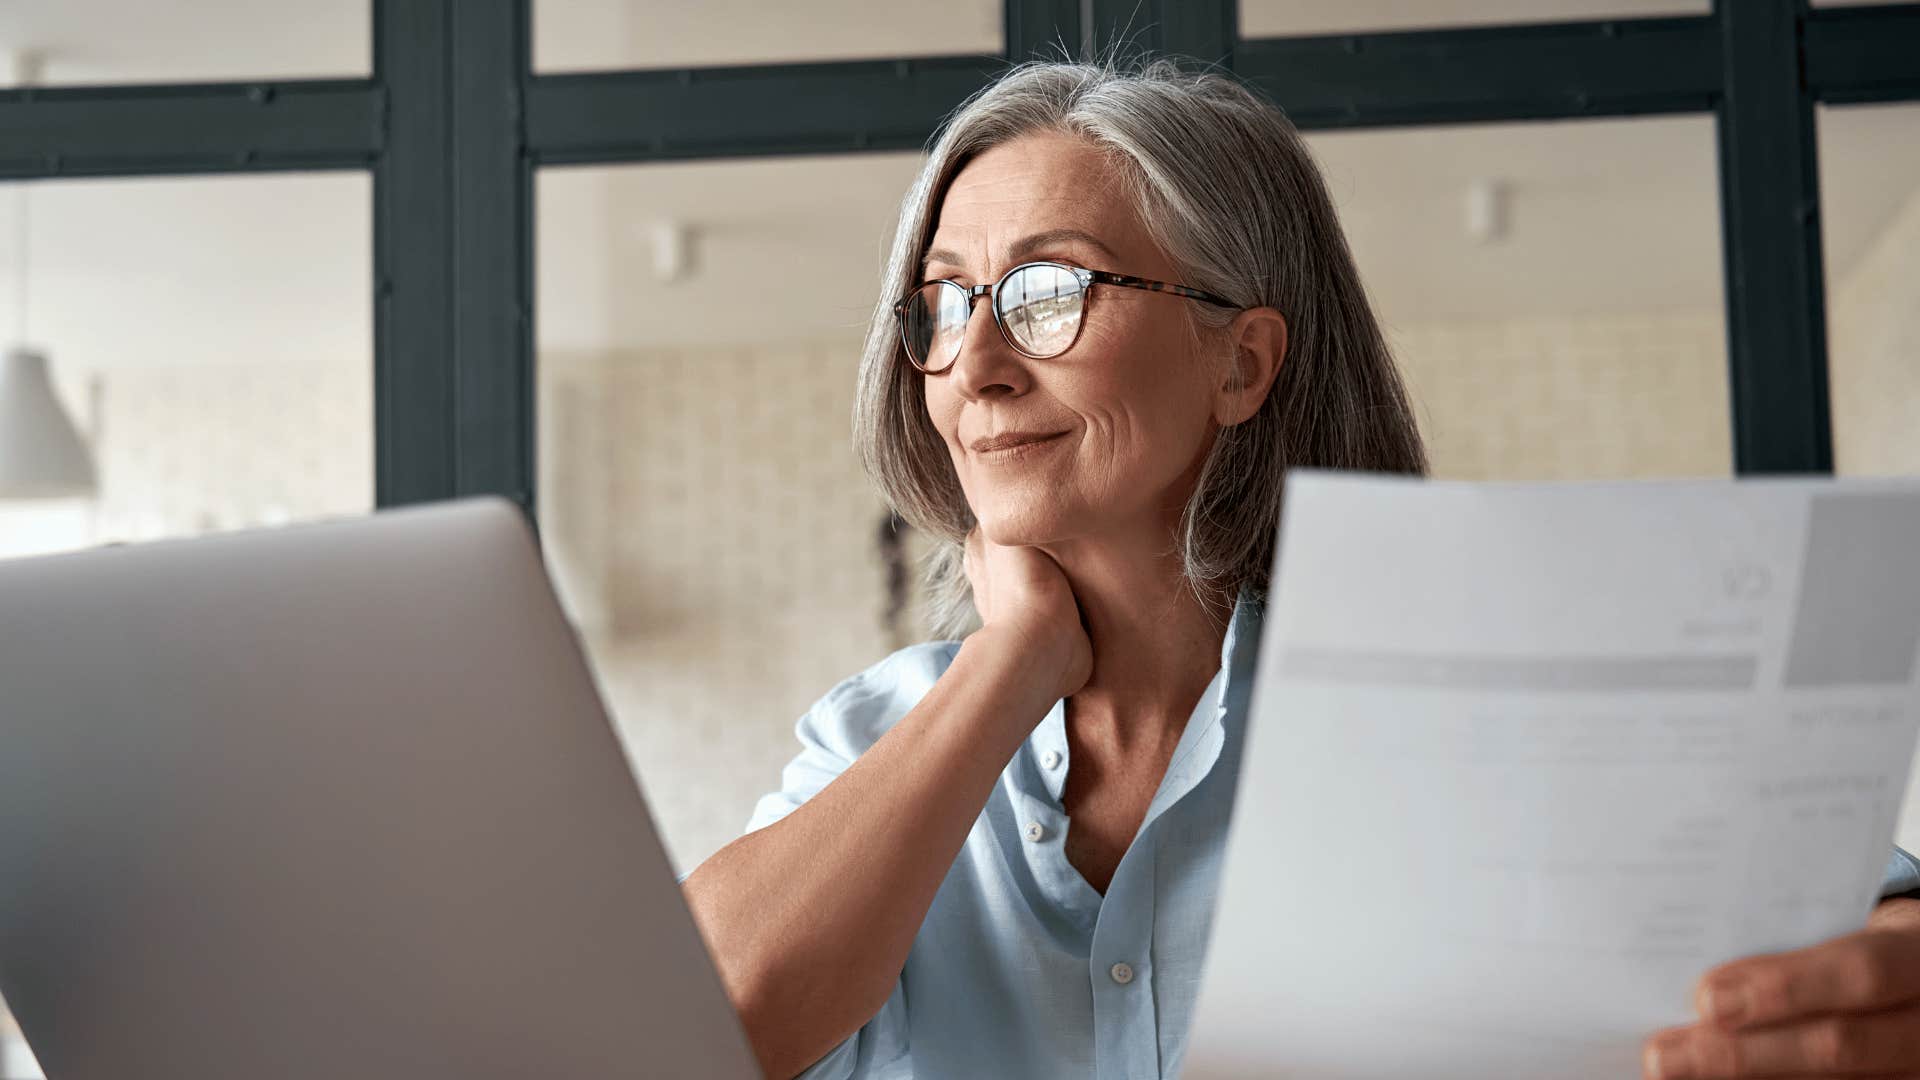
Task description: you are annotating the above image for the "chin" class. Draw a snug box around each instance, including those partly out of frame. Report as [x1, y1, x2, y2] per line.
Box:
[973, 494, 1082, 547]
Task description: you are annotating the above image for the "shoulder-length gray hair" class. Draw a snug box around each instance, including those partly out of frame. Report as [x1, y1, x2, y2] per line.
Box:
[854, 59, 1427, 638]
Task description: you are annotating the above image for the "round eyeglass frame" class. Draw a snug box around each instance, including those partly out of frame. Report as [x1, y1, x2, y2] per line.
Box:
[892, 260, 1240, 374]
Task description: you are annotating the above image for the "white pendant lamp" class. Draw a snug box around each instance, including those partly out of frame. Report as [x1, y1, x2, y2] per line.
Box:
[1, 48, 97, 501]
[0, 347, 96, 499]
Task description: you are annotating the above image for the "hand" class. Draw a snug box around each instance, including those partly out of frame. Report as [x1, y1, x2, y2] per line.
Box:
[1642, 897, 1920, 1078]
[962, 528, 1092, 701]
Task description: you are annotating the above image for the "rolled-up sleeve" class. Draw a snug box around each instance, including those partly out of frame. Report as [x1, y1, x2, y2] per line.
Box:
[737, 644, 957, 1080]
[1881, 845, 1920, 899]
[743, 697, 864, 834]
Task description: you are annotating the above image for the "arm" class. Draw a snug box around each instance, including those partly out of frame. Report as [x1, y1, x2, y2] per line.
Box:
[682, 534, 1090, 1080]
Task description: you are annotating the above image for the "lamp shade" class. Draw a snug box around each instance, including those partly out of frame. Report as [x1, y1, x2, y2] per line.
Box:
[0, 347, 97, 499]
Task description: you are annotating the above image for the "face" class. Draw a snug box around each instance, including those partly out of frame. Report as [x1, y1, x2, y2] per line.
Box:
[920, 131, 1228, 551]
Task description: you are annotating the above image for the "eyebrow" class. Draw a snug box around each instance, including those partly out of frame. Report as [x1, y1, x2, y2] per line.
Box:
[920, 227, 1122, 277]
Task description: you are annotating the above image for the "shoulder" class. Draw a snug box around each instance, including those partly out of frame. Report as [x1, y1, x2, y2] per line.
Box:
[797, 640, 963, 762]
[746, 640, 966, 835]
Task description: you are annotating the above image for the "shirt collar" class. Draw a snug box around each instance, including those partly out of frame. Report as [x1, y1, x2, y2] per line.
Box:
[1143, 585, 1263, 823]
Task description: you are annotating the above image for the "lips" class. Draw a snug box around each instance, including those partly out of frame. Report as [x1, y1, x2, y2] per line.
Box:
[970, 431, 1068, 454]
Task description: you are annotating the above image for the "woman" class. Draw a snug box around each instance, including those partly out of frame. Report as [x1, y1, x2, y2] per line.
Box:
[682, 61, 1920, 1080]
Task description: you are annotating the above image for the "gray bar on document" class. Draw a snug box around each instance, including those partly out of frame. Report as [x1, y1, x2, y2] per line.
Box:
[1280, 650, 1759, 692]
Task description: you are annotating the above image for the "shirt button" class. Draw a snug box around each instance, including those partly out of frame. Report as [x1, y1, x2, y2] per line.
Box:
[1110, 962, 1134, 985]
[1024, 821, 1045, 843]
[1041, 750, 1062, 769]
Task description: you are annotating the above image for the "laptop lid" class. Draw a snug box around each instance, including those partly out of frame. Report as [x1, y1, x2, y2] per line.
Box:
[0, 498, 760, 1079]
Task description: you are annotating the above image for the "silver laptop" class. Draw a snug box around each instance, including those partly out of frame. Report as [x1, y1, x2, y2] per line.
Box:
[0, 498, 761, 1080]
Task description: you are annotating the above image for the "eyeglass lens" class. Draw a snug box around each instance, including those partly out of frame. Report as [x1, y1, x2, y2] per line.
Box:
[902, 263, 1087, 372]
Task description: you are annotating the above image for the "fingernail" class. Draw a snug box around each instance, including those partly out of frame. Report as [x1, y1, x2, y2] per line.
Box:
[1699, 978, 1750, 1026]
[1644, 1034, 1692, 1079]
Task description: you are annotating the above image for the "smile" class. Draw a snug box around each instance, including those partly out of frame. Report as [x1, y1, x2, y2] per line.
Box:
[970, 431, 1069, 460]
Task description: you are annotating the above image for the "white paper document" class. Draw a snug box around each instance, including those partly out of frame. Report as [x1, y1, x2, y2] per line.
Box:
[1184, 472, 1920, 1079]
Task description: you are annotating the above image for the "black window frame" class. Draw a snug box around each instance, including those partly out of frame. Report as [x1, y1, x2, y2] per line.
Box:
[1, 0, 1917, 515]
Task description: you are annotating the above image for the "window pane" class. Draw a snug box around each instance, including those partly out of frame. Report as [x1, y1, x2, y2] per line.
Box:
[534, 0, 1002, 73]
[0, 1, 367, 86]
[537, 154, 925, 874]
[0, 171, 371, 1076]
[1303, 115, 1730, 479]
[1242, 0, 1705, 37]
[1819, 100, 1920, 481]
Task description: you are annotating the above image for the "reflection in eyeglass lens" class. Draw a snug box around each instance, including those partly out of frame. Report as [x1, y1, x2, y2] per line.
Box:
[1000, 265, 1083, 357]
[906, 282, 970, 370]
[927, 284, 969, 367]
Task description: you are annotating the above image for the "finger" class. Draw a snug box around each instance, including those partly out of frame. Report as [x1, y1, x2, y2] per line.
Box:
[1644, 1004, 1920, 1078]
[1696, 929, 1920, 1029]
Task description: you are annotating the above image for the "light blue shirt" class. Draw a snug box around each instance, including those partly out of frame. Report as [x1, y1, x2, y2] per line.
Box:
[745, 591, 1920, 1080]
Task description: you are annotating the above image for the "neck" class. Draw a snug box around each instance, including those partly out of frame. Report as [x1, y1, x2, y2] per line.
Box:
[1038, 529, 1231, 753]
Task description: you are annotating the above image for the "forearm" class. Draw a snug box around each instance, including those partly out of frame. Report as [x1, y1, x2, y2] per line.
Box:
[682, 629, 1060, 1079]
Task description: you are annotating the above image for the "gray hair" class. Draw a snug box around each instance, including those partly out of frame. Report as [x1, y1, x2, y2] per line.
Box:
[853, 59, 1428, 638]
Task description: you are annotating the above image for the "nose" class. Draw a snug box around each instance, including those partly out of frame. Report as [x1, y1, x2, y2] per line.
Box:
[948, 294, 1032, 402]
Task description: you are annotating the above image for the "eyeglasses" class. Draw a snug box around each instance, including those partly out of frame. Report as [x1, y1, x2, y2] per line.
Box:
[893, 260, 1239, 374]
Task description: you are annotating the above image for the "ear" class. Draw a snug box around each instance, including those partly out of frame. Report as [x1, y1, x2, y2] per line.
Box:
[1212, 306, 1287, 427]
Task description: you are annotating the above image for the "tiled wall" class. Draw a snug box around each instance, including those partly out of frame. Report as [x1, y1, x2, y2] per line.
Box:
[1394, 311, 1733, 481]
[88, 360, 373, 542]
[539, 344, 907, 872]
[0, 360, 371, 558]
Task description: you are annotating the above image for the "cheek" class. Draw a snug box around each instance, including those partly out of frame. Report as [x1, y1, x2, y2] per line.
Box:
[1063, 322, 1216, 468]
[922, 380, 963, 447]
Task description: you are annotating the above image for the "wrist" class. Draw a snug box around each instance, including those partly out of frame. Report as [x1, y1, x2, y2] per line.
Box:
[958, 624, 1075, 714]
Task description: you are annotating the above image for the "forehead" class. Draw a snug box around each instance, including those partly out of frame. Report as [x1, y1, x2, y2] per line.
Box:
[927, 131, 1149, 265]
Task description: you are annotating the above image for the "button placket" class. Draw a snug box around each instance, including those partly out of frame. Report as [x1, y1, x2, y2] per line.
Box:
[1030, 699, 1070, 802]
[1088, 828, 1164, 1080]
